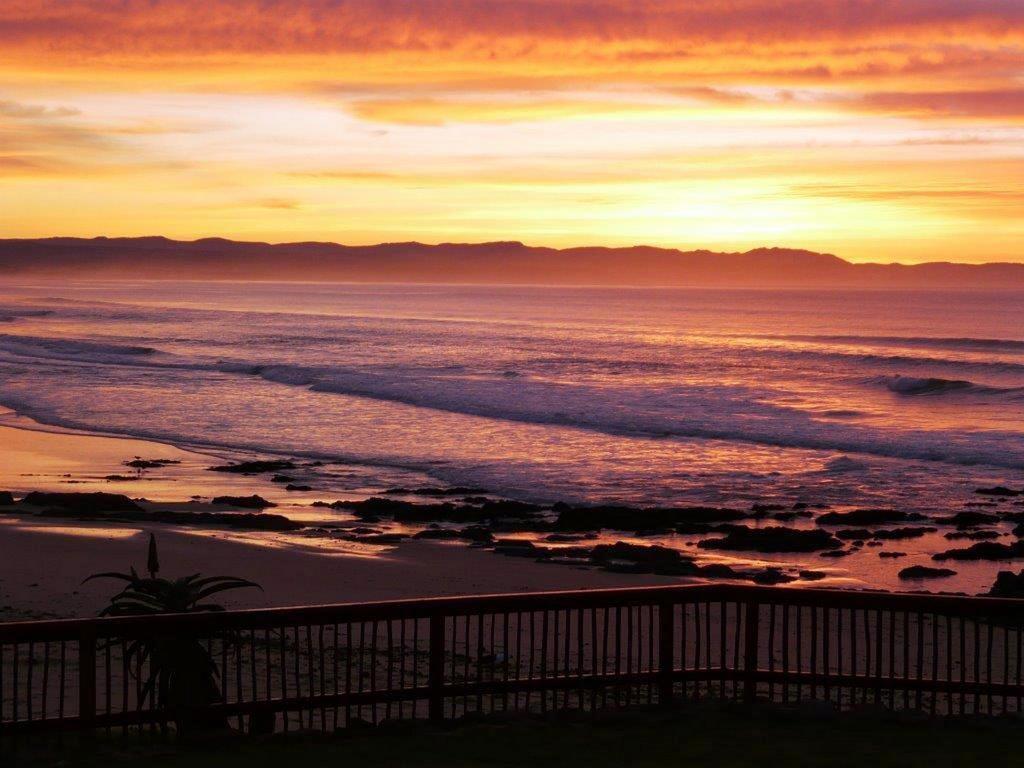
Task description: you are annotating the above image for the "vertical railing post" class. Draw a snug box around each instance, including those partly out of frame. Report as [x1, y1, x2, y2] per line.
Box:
[658, 601, 675, 708]
[428, 614, 445, 721]
[743, 601, 760, 705]
[78, 626, 97, 736]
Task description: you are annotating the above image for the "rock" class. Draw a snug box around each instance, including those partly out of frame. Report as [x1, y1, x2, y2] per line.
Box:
[752, 568, 797, 585]
[697, 526, 841, 553]
[459, 526, 496, 544]
[696, 563, 743, 579]
[816, 509, 922, 526]
[413, 528, 461, 540]
[771, 511, 799, 521]
[933, 540, 1024, 562]
[208, 460, 297, 474]
[590, 542, 698, 575]
[552, 504, 746, 532]
[937, 511, 1001, 528]
[339, 497, 542, 523]
[493, 539, 540, 557]
[976, 486, 1022, 497]
[987, 570, 1024, 598]
[944, 530, 1000, 541]
[898, 565, 957, 580]
[211, 494, 276, 509]
[871, 527, 937, 540]
[836, 528, 873, 541]
[384, 486, 488, 497]
[543, 533, 596, 542]
[0, 491, 16, 506]
[20, 491, 142, 513]
[123, 458, 180, 469]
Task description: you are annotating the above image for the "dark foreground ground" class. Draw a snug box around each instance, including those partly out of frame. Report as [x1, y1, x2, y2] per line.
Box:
[11, 705, 1024, 768]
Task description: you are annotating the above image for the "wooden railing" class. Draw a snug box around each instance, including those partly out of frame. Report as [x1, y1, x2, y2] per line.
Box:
[2, 584, 1024, 735]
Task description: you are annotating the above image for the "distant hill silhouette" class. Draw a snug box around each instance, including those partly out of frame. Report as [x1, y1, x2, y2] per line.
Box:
[0, 236, 1021, 288]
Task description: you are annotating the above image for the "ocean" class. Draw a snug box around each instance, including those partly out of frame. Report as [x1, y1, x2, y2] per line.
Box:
[1, 281, 1022, 514]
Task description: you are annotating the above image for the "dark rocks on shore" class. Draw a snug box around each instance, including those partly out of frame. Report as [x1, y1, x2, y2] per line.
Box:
[976, 486, 1022, 497]
[944, 530, 1000, 541]
[898, 565, 957, 580]
[836, 528, 873, 541]
[123, 458, 180, 469]
[208, 460, 297, 474]
[752, 568, 796, 585]
[937, 511, 1001, 528]
[0, 491, 15, 506]
[987, 570, 1024, 598]
[933, 540, 1024, 562]
[337, 497, 543, 523]
[552, 504, 746, 533]
[871, 527, 937, 540]
[384, 486, 489, 497]
[697, 526, 841, 553]
[20, 491, 142, 513]
[815, 509, 924, 526]
[591, 541, 688, 565]
[211, 494, 276, 509]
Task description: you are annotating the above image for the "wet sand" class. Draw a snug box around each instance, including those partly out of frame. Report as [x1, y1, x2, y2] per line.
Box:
[0, 409, 672, 620]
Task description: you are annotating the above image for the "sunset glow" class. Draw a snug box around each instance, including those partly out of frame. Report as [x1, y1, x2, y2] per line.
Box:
[1, 0, 1023, 262]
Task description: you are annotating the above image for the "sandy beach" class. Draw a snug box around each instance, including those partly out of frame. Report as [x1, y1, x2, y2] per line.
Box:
[0, 410, 674, 620]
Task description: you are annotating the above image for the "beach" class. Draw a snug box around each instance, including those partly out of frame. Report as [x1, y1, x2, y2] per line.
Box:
[1, 283, 1024, 612]
[0, 411, 678, 620]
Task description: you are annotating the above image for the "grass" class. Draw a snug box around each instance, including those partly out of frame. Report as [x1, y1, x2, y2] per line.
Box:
[12, 704, 1024, 767]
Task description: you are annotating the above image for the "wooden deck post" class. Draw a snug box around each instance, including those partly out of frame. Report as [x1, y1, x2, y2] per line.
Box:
[78, 626, 97, 736]
[743, 601, 760, 705]
[428, 615, 445, 721]
[658, 601, 675, 707]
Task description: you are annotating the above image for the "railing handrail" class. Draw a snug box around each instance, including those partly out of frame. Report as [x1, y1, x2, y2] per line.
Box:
[3, 582, 1023, 642]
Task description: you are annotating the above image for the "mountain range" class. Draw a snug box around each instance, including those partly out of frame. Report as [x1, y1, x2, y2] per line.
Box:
[1, 236, 1021, 289]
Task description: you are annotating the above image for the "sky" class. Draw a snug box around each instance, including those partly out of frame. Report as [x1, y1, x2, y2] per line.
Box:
[1, 0, 1023, 263]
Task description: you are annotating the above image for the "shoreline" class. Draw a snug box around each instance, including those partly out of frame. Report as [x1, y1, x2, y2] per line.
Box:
[1, 406, 1022, 619]
[0, 408, 678, 620]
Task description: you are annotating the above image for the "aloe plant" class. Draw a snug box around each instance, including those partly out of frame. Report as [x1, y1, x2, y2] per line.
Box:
[86, 534, 261, 733]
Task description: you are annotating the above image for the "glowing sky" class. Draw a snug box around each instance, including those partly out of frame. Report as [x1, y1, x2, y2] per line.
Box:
[1, 1, 1023, 263]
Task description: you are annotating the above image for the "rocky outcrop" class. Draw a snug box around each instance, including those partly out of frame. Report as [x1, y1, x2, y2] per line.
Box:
[816, 509, 923, 526]
[211, 495, 276, 509]
[552, 504, 745, 532]
[208, 460, 297, 474]
[698, 526, 841, 553]
[20, 491, 142, 513]
[987, 570, 1024, 598]
[933, 541, 1024, 561]
[898, 565, 957, 580]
